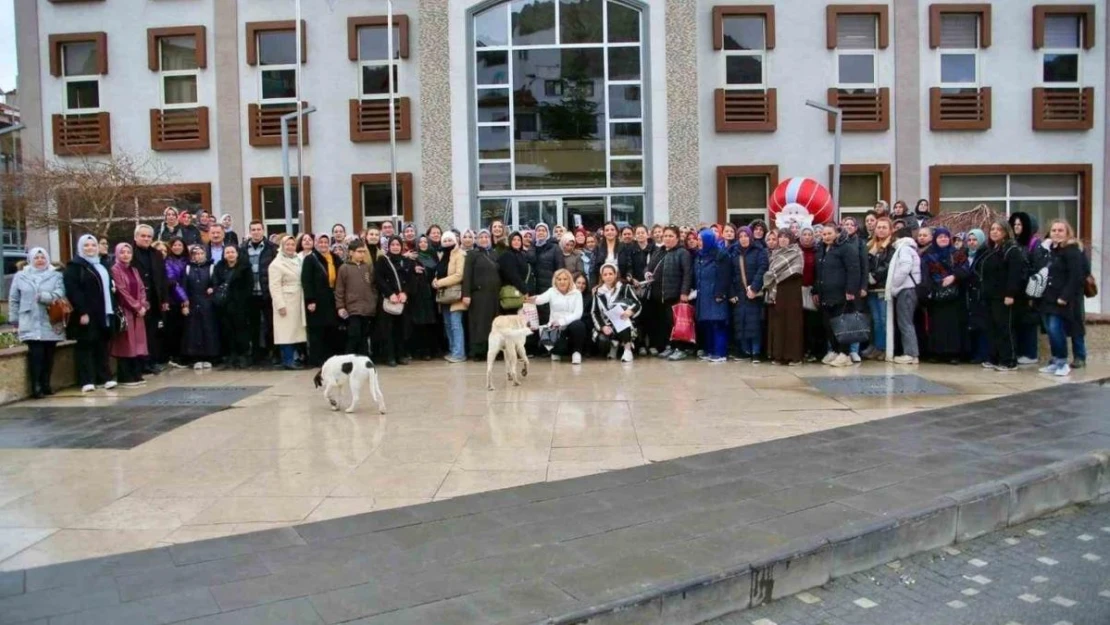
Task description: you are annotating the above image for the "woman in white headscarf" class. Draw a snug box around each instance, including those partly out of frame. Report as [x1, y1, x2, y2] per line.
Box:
[9, 247, 66, 398]
[63, 234, 118, 392]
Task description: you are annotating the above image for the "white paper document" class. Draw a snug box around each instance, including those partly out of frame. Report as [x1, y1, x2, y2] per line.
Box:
[605, 304, 632, 333]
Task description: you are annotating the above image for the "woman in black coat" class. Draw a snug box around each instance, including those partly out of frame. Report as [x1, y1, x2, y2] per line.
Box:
[976, 220, 1026, 371]
[212, 246, 253, 369]
[301, 234, 342, 367]
[497, 231, 531, 312]
[841, 217, 870, 361]
[1039, 219, 1085, 376]
[408, 236, 439, 359]
[590, 222, 626, 283]
[63, 234, 117, 391]
[645, 226, 693, 360]
[919, 227, 969, 364]
[181, 245, 220, 367]
[375, 236, 413, 366]
[814, 224, 861, 366]
[463, 230, 502, 359]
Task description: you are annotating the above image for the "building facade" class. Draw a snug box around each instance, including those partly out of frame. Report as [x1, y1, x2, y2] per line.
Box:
[14, 0, 1110, 310]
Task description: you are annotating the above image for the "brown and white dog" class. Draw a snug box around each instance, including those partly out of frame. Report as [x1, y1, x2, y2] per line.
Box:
[486, 314, 535, 391]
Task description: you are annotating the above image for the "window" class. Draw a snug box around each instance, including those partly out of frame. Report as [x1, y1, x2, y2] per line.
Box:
[937, 173, 1081, 237]
[722, 16, 766, 89]
[938, 14, 978, 88]
[716, 166, 777, 225]
[1040, 15, 1081, 86]
[830, 164, 890, 220]
[835, 14, 878, 89]
[470, 0, 647, 219]
[258, 31, 297, 104]
[251, 177, 312, 237]
[351, 173, 413, 231]
[357, 23, 401, 100]
[62, 41, 101, 113]
[159, 37, 200, 108]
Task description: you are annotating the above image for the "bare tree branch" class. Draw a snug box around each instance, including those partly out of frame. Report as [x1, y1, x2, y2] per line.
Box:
[3, 152, 178, 242]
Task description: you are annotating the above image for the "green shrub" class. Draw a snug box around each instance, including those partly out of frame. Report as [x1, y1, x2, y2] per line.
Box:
[0, 332, 20, 350]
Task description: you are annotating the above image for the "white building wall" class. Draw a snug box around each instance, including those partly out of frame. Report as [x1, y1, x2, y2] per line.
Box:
[697, 0, 898, 222]
[37, 0, 221, 210]
[237, 0, 423, 232]
[918, 0, 1106, 312]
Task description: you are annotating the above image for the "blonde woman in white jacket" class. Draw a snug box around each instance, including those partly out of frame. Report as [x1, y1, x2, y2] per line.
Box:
[885, 233, 922, 364]
[529, 268, 587, 364]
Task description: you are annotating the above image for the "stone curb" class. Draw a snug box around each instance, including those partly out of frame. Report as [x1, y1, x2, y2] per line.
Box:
[539, 449, 1110, 625]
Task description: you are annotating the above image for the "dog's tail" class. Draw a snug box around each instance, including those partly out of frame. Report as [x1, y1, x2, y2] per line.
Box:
[312, 370, 323, 388]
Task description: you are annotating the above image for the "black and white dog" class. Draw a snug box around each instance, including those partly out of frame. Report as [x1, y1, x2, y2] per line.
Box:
[313, 355, 387, 414]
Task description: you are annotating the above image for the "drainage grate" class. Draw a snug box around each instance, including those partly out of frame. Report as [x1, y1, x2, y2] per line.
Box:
[806, 375, 956, 396]
[118, 386, 267, 407]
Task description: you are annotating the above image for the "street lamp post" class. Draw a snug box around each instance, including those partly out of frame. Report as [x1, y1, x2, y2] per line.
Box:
[804, 100, 843, 223]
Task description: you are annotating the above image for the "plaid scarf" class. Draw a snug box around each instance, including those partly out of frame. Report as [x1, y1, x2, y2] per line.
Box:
[762, 244, 804, 304]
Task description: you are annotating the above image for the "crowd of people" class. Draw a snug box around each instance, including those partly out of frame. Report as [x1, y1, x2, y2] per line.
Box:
[5, 199, 1093, 399]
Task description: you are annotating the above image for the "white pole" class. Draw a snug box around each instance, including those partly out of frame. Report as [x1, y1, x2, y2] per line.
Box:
[387, 0, 399, 232]
[295, 0, 305, 235]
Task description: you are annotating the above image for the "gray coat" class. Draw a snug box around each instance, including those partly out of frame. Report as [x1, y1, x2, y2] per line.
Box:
[8, 267, 66, 342]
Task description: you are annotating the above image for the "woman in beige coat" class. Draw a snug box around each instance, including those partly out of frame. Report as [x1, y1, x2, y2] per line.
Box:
[269, 235, 307, 369]
[432, 230, 468, 362]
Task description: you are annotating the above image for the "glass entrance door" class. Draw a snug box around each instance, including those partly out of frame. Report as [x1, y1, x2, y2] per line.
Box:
[512, 198, 559, 230]
[562, 196, 606, 232]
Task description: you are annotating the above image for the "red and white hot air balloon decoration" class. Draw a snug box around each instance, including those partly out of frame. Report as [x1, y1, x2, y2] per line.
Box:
[768, 177, 834, 229]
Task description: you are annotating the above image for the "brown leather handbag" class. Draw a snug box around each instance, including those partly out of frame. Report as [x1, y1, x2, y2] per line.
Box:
[47, 297, 73, 325]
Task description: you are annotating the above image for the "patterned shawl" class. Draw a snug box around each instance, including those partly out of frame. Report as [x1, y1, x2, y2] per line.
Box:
[762, 244, 804, 304]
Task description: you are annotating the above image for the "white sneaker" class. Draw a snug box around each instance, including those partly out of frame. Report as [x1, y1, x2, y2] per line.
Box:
[822, 351, 838, 364]
[81, 384, 95, 393]
[551, 354, 561, 362]
[103, 381, 118, 390]
[1038, 363, 1059, 374]
[849, 352, 861, 364]
[1017, 356, 1038, 366]
[708, 356, 727, 364]
[1054, 363, 1071, 377]
[830, 353, 852, 367]
[621, 348, 633, 363]
[981, 362, 997, 370]
[893, 355, 919, 365]
[571, 352, 582, 365]
[194, 362, 204, 371]
[202, 362, 213, 369]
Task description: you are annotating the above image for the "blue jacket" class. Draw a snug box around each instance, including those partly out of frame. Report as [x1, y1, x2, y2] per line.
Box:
[730, 244, 769, 298]
[694, 248, 733, 322]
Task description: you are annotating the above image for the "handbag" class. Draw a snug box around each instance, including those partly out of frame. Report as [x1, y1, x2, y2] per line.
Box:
[1025, 266, 1049, 299]
[382, 258, 405, 316]
[801, 285, 817, 311]
[47, 297, 72, 326]
[928, 282, 960, 302]
[539, 326, 562, 351]
[669, 302, 696, 343]
[830, 309, 870, 345]
[1084, 274, 1098, 298]
[499, 266, 531, 310]
[436, 284, 462, 305]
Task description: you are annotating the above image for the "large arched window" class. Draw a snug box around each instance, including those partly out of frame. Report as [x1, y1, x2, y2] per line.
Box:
[472, 0, 646, 230]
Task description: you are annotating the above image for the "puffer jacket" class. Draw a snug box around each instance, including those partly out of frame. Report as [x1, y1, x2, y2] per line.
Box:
[886, 237, 921, 298]
[8, 266, 66, 342]
[335, 259, 378, 317]
[646, 245, 692, 303]
[1041, 240, 1085, 335]
[867, 243, 894, 295]
[847, 233, 869, 296]
[815, 236, 862, 307]
[693, 248, 733, 322]
[730, 244, 769, 296]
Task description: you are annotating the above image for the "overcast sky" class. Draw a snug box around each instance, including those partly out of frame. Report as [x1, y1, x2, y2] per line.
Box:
[1, 0, 15, 93]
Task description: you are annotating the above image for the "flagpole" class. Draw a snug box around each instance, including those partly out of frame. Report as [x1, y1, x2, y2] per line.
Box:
[295, 0, 305, 235]
[387, 0, 399, 231]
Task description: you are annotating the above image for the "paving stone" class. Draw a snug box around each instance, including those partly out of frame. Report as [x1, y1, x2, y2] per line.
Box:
[169, 527, 306, 566]
[115, 554, 272, 602]
[46, 587, 219, 625]
[752, 503, 877, 541]
[749, 483, 865, 515]
[0, 571, 23, 598]
[173, 598, 324, 625]
[548, 552, 695, 603]
[0, 577, 120, 625]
